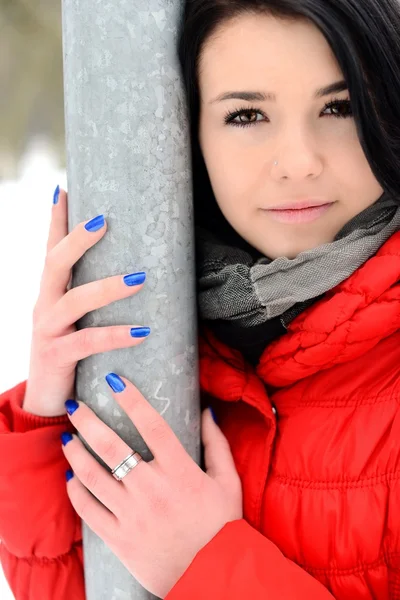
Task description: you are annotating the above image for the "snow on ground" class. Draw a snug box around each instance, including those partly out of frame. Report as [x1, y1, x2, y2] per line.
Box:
[0, 137, 67, 598]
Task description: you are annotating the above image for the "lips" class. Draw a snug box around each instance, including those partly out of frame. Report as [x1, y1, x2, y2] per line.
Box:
[262, 202, 335, 224]
[268, 200, 331, 211]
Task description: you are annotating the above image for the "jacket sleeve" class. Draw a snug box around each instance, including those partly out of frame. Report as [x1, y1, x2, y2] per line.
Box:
[0, 379, 85, 600]
[165, 518, 334, 600]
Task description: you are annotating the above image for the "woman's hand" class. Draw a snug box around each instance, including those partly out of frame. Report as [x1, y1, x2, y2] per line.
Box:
[24, 186, 150, 417]
[61, 373, 243, 599]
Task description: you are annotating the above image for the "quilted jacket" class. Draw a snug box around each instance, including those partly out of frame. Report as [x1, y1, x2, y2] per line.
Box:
[1, 230, 400, 599]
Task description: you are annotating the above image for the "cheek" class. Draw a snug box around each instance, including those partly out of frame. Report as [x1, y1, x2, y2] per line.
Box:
[330, 134, 382, 199]
[203, 143, 255, 212]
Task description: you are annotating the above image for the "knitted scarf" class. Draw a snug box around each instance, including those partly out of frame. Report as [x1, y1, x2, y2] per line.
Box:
[197, 192, 400, 333]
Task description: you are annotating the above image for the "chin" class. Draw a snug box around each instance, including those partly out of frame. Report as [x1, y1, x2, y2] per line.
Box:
[262, 243, 319, 261]
[247, 229, 334, 260]
[277, 250, 300, 260]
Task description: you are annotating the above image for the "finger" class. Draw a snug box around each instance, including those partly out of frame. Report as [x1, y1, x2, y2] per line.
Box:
[201, 408, 240, 488]
[64, 400, 150, 483]
[46, 186, 68, 255]
[104, 374, 184, 472]
[47, 271, 146, 335]
[62, 433, 126, 515]
[55, 325, 151, 364]
[36, 186, 71, 312]
[39, 209, 108, 311]
[65, 466, 119, 540]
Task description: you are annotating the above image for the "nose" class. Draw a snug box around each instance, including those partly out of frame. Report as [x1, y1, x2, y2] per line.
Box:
[271, 130, 323, 181]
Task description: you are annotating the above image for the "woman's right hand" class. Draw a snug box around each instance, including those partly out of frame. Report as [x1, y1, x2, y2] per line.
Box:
[23, 186, 150, 417]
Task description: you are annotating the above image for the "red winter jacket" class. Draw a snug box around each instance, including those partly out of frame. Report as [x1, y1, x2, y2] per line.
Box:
[1, 230, 400, 600]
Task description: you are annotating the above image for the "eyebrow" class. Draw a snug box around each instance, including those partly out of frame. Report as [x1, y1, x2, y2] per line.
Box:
[209, 80, 348, 104]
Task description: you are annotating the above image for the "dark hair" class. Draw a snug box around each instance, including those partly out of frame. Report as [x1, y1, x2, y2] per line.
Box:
[176, 0, 400, 365]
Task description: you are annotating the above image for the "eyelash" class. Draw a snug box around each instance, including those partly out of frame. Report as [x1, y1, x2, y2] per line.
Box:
[223, 97, 353, 128]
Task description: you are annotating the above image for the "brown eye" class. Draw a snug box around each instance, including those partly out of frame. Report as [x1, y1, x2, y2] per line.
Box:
[237, 111, 259, 124]
[322, 99, 353, 119]
[224, 106, 267, 128]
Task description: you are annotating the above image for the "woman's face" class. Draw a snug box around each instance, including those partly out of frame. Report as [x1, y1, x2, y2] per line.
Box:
[198, 14, 384, 259]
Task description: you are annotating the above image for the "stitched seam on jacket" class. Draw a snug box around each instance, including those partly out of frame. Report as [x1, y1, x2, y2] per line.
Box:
[0, 541, 82, 565]
[284, 390, 400, 408]
[299, 550, 400, 577]
[272, 469, 400, 490]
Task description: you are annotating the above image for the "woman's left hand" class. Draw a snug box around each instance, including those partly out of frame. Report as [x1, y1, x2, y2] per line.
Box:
[61, 372, 243, 599]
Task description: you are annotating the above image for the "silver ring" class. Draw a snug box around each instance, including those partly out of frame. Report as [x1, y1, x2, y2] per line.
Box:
[111, 451, 143, 481]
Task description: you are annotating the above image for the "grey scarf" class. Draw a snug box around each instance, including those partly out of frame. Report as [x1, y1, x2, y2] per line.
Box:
[197, 191, 400, 329]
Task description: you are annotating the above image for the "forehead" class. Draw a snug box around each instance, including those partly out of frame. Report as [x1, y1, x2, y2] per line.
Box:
[198, 14, 342, 99]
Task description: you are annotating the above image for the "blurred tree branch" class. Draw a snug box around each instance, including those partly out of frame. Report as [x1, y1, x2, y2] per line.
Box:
[0, 0, 65, 178]
[2, 0, 58, 38]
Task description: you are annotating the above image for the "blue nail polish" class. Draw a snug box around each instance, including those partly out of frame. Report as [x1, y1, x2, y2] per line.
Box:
[65, 399, 79, 415]
[209, 407, 218, 424]
[130, 326, 151, 338]
[53, 185, 60, 205]
[61, 432, 73, 446]
[123, 271, 146, 286]
[105, 372, 126, 393]
[66, 469, 74, 482]
[84, 214, 105, 232]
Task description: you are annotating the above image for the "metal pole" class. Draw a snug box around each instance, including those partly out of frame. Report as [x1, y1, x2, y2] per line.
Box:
[61, 2, 199, 598]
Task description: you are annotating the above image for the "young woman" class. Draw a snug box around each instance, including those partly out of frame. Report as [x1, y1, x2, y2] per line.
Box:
[1, 0, 400, 598]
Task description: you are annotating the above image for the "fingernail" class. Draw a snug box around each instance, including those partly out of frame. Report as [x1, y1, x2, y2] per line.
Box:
[65, 399, 79, 415]
[53, 185, 60, 205]
[84, 214, 105, 232]
[61, 432, 73, 446]
[66, 469, 74, 482]
[130, 326, 151, 338]
[209, 407, 218, 424]
[123, 271, 146, 286]
[105, 372, 126, 393]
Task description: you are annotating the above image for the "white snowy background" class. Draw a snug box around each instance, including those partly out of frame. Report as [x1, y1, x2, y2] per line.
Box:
[0, 138, 68, 598]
